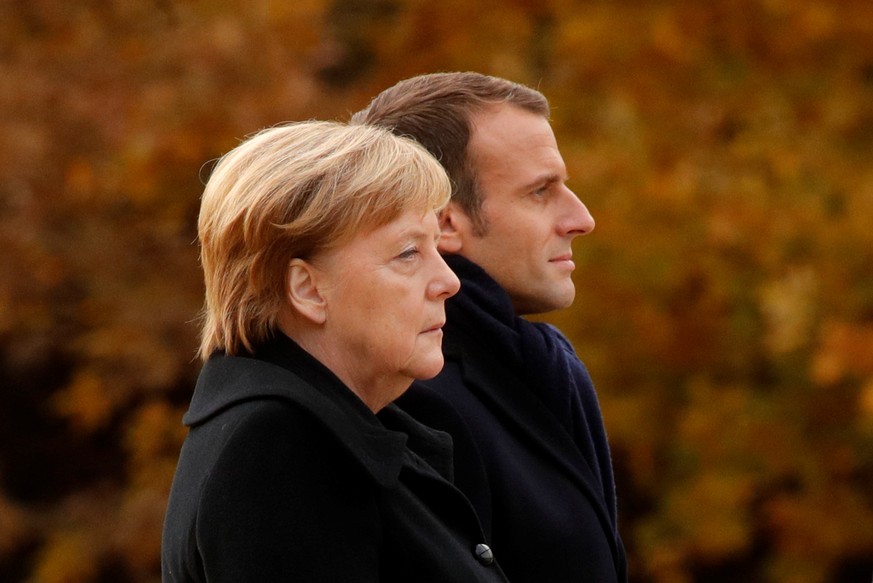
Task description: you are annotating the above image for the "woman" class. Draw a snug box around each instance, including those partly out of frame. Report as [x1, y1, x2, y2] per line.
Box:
[161, 121, 507, 582]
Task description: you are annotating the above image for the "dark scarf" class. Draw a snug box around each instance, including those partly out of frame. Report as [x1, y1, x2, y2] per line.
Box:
[444, 254, 618, 529]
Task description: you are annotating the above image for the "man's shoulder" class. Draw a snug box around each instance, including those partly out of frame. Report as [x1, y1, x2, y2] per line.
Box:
[441, 321, 511, 374]
[400, 362, 466, 419]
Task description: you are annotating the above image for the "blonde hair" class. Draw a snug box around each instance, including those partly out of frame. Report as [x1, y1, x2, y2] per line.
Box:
[197, 121, 451, 360]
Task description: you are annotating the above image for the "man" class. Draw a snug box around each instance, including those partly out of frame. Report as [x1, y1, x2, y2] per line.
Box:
[352, 72, 627, 583]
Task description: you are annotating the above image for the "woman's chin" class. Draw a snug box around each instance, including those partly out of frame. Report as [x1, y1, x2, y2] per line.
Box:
[406, 354, 446, 382]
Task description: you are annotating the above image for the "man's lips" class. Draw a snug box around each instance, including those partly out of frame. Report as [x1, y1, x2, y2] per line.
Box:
[549, 253, 575, 269]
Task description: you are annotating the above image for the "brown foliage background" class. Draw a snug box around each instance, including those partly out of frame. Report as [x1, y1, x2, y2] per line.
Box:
[1, 1, 872, 581]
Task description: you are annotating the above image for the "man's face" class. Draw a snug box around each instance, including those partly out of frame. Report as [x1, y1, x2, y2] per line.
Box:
[440, 104, 595, 315]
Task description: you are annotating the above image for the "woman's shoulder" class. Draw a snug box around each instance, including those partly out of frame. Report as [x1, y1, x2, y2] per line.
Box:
[185, 353, 311, 424]
[190, 397, 383, 576]
[207, 397, 350, 470]
[187, 352, 407, 485]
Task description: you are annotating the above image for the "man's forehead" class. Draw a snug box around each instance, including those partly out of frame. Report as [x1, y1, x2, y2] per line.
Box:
[470, 105, 556, 147]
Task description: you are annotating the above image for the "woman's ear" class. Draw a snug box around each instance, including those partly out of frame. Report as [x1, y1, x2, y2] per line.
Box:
[286, 259, 327, 324]
[437, 202, 466, 254]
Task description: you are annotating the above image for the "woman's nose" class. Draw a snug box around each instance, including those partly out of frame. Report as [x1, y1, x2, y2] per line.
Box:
[429, 254, 460, 300]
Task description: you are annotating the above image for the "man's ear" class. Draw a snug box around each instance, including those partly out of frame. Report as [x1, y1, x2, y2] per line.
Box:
[286, 259, 327, 325]
[437, 201, 468, 254]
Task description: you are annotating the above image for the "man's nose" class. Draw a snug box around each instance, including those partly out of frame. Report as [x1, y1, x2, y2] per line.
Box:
[558, 186, 595, 237]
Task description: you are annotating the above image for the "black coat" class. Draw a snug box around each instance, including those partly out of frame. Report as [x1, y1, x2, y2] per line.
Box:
[397, 319, 628, 583]
[161, 334, 508, 583]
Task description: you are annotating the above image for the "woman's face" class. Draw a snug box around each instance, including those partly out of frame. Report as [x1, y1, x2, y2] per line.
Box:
[310, 209, 460, 408]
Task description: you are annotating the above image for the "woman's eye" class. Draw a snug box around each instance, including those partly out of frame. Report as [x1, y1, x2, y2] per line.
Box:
[397, 247, 419, 260]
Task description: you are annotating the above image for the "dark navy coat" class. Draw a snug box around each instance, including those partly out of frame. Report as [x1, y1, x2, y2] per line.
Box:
[397, 320, 628, 583]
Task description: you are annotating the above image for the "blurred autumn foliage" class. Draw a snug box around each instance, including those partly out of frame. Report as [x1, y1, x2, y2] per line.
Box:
[1, 0, 871, 581]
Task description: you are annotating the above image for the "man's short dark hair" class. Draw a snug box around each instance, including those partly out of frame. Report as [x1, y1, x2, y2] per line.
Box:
[351, 72, 549, 233]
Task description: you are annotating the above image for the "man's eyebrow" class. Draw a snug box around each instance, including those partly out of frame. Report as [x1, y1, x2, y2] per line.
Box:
[521, 172, 564, 191]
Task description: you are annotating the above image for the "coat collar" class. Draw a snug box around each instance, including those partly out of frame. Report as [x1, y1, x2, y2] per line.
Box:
[442, 328, 602, 488]
[184, 352, 409, 488]
[441, 325, 624, 563]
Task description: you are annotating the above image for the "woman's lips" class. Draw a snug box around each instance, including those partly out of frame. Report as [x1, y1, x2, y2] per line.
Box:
[422, 322, 445, 334]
